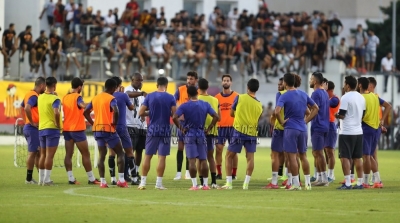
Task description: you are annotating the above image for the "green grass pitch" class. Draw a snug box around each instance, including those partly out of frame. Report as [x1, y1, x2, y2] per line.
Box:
[1, 145, 400, 222]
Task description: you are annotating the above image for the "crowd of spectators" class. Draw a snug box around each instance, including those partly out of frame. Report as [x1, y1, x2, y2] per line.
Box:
[1, 0, 395, 84]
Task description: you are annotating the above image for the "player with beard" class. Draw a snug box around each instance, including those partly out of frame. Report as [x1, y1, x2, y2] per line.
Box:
[214, 75, 239, 180]
[173, 71, 199, 180]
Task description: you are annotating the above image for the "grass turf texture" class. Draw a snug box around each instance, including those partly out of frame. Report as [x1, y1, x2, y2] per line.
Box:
[1, 146, 400, 223]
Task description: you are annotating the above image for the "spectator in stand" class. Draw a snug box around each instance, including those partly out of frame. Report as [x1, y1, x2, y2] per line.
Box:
[173, 34, 185, 77]
[304, 22, 317, 71]
[181, 10, 190, 30]
[114, 8, 120, 25]
[205, 35, 216, 79]
[120, 8, 134, 35]
[200, 14, 207, 32]
[150, 31, 171, 79]
[80, 7, 95, 36]
[184, 32, 195, 68]
[64, 0, 78, 31]
[192, 31, 206, 70]
[208, 7, 220, 35]
[346, 48, 357, 74]
[99, 31, 114, 76]
[228, 8, 239, 37]
[115, 29, 129, 79]
[314, 24, 327, 72]
[291, 13, 304, 43]
[365, 29, 380, 72]
[215, 14, 227, 35]
[157, 12, 167, 29]
[126, 0, 140, 21]
[354, 24, 368, 73]
[294, 36, 307, 74]
[2, 23, 17, 72]
[140, 10, 151, 35]
[170, 13, 182, 32]
[63, 30, 81, 77]
[284, 34, 295, 71]
[159, 6, 165, 19]
[104, 9, 117, 33]
[255, 7, 268, 32]
[83, 35, 99, 79]
[93, 10, 105, 34]
[16, 25, 33, 63]
[126, 29, 146, 78]
[311, 11, 320, 29]
[381, 52, 399, 93]
[73, 4, 83, 35]
[274, 35, 290, 74]
[48, 29, 63, 76]
[238, 10, 251, 40]
[335, 37, 349, 65]
[215, 33, 228, 80]
[39, 0, 56, 29]
[53, 3, 64, 30]
[328, 13, 343, 58]
[148, 8, 158, 39]
[32, 30, 49, 77]
[240, 33, 254, 75]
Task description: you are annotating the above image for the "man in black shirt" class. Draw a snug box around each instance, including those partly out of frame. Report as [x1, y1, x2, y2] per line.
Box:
[238, 10, 252, 40]
[191, 14, 201, 31]
[273, 35, 290, 74]
[241, 33, 254, 75]
[16, 25, 34, 63]
[328, 13, 343, 58]
[157, 12, 167, 29]
[180, 10, 190, 30]
[32, 30, 49, 76]
[215, 33, 228, 80]
[1, 23, 17, 69]
[126, 29, 145, 75]
[49, 29, 63, 74]
[291, 14, 304, 40]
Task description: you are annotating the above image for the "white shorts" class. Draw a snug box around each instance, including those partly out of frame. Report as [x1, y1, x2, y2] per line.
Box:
[329, 36, 340, 47]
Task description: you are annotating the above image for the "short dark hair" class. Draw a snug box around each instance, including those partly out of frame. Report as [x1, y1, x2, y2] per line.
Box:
[344, 75, 357, 90]
[327, 81, 335, 90]
[187, 71, 198, 79]
[187, 86, 198, 97]
[323, 78, 328, 83]
[294, 74, 302, 88]
[279, 77, 283, 82]
[131, 72, 142, 80]
[71, 77, 84, 89]
[105, 78, 117, 90]
[247, 79, 259, 92]
[222, 74, 232, 81]
[157, 77, 168, 86]
[9, 23, 14, 28]
[26, 25, 32, 30]
[368, 77, 377, 87]
[46, 77, 57, 87]
[111, 76, 122, 86]
[35, 77, 46, 86]
[198, 78, 209, 90]
[283, 73, 295, 87]
[312, 72, 324, 84]
[357, 77, 369, 90]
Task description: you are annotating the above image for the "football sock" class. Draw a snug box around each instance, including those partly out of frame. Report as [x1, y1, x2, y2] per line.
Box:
[305, 175, 311, 186]
[39, 169, 45, 183]
[287, 173, 292, 185]
[100, 178, 106, 184]
[203, 177, 208, 186]
[373, 172, 381, 183]
[232, 168, 237, 176]
[217, 165, 222, 175]
[177, 150, 183, 172]
[271, 172, 278, 185]
[86, 171, 95, 182]
[156, 177, 163, 187]
[108, 156, 115, 177]
[344, 175, 351, 187]
[26, 169, 33, 181]
[191, 178, 197, 187]
[321, 172, 327, 182]
[226, 176, 232, 184]
[67, 171, 75, 182]
[141, 176, 147, 185]
[292, 175, 300, 187]
[211, 172, 217, 184]
[363, 174, 369, 184]
[278, 166, 283, 176]
[244, 175, 251, 184]
[118, 173, 125, 183]
[44, 169, 51, 182]
[357, 178, 363, 186]
[328, 169, 334, 179]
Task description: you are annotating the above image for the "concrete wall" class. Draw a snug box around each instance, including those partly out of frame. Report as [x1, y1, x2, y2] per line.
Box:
[0, 0, 4, 79]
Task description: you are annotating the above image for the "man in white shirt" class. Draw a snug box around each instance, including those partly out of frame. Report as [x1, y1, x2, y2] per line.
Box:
[104, 9, 116, 33]
[365, 30, 380, 72]
[381, 52, 399, 92]
[39, 0, 56, 28]
[228, 8, 239, 36]
[336, 75, 365, 190]
[64, 0, 78, 31]
[99, 31, 114, 76]
[125, 72, 148, 185]
[151, 31, 172, 79]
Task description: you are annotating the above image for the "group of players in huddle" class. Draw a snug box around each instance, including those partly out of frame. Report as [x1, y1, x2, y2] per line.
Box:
[21, 69, 390, 190]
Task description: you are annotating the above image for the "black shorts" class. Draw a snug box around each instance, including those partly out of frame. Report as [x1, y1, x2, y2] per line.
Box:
[316, 42, 326, 56]
[47, 16, 54, 26]
[338, 134, 363, 159]
[102, 47, 112, 57]
[4, 42, 14, 54]
[305, 43, 314, 57]
[216, 51, 225, 60]
[127, 127, 146, 151]
[20, 43, 33, 52]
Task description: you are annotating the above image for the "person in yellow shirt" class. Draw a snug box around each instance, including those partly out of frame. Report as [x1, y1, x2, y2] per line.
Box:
[221, 79, 263, 190]
[357, 77, 391, 189]
[38, 77, 62, 186]
[198, 78, 221, 188]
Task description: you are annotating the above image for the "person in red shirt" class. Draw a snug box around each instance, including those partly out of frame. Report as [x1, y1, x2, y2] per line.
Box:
[126, 0, 140, 19]
[53, 4, 64, 27]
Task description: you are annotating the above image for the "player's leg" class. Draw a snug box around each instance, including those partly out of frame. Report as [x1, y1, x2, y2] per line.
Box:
[215, 127, 227, 179]
[196, 141, 209, 189]
[222, 135, 242, 189]
[97, 144, 109, 187]
[38, 135, 46, 185]
[298, 131, 311, 189]
[337, 135, 354, 189]
[43, 134, 60, 186]
[109, 134, 127, 187]
[232, 153, 238, 179]
[266, 129, 283, 188]
[24, 127, 39, 184]
[312, 132, 328, 186]
[283, 129, 301, 190]
[362, 132, 373, 187]
[138, 136, 157, 189]
[108, 148, 117, 184]
[325, 129, 337, 182]
[370, 132, 383, 188]
[174, 129, 189, 180]
[64, 133, 79, 184]
[73, 131, 99, 184]
[118, 128, 137, 183]
[352, 135, 365, 189]
[155, 137, 171, 190]
[207, 136, 218, 188]
[242, 139, 257, 190]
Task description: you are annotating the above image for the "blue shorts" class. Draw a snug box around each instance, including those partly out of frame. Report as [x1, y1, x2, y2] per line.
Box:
[206, 135, 215, 151]
[271, 129, 284, 153]
[227, 129, 257, 154]
[39, 129, 60, 149]
[362, 125, 378, 155]
[325, 128, 337, 149]
[117, 127, 133, 149]
[145, 136, 171, 156]
[311, 131, 327, 151]
[185, 136, 207, 160]
[63, 131, 87, 143]
[216, 127, 234, 145]
[94, 132, 121, 149]
[283, 129, 307, 154]
[24, 125, 39, 152]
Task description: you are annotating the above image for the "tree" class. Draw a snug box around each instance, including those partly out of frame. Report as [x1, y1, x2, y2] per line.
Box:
[366, 1, 400, 70]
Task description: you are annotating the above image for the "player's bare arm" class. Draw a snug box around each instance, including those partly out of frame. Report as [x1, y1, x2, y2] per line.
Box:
[230, 108, 235, 117]
[111, 105, 119, 126]
[83, 107, 94, 126]
[172, 113, 186, 134]
[274, 106, 288, 125]
[206, 112, 219, 134]
[138, 104, 148, 117]
[24, 104, 36, 127]
[53, 107, 61, 129]
[380, 101, 392, 126]
[305, 104, 319, 124]
[126, 91, 146, 98]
